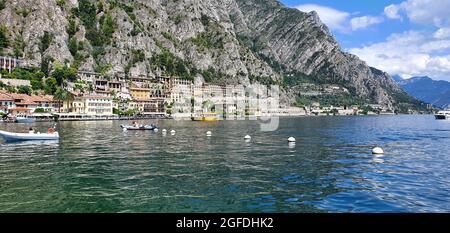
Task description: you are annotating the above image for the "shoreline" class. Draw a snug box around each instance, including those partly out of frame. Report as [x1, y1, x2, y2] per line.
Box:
[1, 113, 434, 123]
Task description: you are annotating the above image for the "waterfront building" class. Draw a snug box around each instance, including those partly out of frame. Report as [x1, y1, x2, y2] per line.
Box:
[149, 83, 166, 98]
[224, 85, 246, 117]
[0, 91, 60, 114]
[29, 95, 59, 112]
[169, 80, 193, 115]
[0, 92, 16, 112]
[8, 107, 31, 115]
[63, 95, 113, 116]
[195, 84, 225, 112]
[130, 87, 151, 101]
[77, 71, 130, 98]
[127, 98, 165, 115]
[5, 93, 38, 113]
[83, 95, 114, 116]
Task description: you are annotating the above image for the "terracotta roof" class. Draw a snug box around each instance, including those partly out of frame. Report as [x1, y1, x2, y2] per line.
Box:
[28, 95, 48, 102]
[30, 95, 53, 102]
[0, 94, 14, 101]
[8, 107, 30, 111]
[7, 93, 29, 100]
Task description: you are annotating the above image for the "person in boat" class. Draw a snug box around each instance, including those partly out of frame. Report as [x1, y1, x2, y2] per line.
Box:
[48, 127, 55, 134]
[132, 121, 138, 127]
[29, 127, 35, 134]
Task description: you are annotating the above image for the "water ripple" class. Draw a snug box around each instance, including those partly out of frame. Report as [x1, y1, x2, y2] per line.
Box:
[1, 115, 450, 212]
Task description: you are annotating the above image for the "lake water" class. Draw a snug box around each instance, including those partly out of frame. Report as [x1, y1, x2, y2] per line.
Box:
[1, 115, 450, 213]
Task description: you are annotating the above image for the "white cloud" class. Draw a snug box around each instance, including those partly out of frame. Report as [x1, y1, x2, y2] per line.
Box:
[384, 0, 450, 27]
[384, 4, 402, 20]
[434, 27, 450, 39]
[295, 4, 383, 32]
[295, 4, 350, 32]
[350, 16, 384, 31]
[349, 30, 450, 81]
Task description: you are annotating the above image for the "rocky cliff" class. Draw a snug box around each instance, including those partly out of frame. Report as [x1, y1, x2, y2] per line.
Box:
[0, 0, 422, 110]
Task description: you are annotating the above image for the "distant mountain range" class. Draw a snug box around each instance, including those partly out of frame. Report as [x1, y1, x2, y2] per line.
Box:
[394, 75, 450, 109]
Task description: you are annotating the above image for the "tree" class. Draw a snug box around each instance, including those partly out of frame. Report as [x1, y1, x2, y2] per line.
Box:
[0, 0, 6, 11]
[34, 108, 46, 113]
[41, 56, 54, 77]
[68, 37, 78, 56]
[67, 17, 78, 38]
[63, 90, 74, 113]
[51, 62, 77, 86]
[53, 88, 65, 113]
[31, 79, 43, 90]
[44, 77, 58, 95]
[17, 85, 32, 95]
[0, 25, 9, 54]
[40, 31, 53, 53]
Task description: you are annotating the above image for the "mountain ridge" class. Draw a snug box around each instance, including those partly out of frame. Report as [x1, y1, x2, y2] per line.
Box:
[0, 0, 424, 111]
[395, 76, 450, 109]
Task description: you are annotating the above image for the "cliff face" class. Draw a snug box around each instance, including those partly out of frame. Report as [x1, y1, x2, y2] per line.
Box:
[0, 0, 419, 109]
[232, 0, 410, 109]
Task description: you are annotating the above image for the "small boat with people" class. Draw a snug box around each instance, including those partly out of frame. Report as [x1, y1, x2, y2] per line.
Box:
[120, 121, 158, 130]
[0, 126, 59, 142]
[191, 113, 219, 122]
[435, 110, 450, 120]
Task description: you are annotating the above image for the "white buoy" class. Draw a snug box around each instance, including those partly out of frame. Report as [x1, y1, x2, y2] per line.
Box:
[206, 131, 212, 136]
[288, 137, 296, 143]
[244, 135, 251, 140]
[171, 130, 176, 135]
[154, 128, 159, 132]
[162, 129, 167, 133]
[372, 147, 384, 155]
[288, 142, 296, 149]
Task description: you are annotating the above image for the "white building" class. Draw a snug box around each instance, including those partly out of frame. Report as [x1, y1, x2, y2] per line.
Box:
[0, 56, 22, 73]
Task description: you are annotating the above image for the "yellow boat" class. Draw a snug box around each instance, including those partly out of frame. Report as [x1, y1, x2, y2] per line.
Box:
[192, 113, 218, 121]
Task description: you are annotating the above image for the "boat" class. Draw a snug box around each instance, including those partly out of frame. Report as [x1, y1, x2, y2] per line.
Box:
[192, 113, 218, 122]
[0, 130, 59, 142]
[16, 115, 37, 123]
[120, 124, 158, 130]
[435, 110, 450, 120]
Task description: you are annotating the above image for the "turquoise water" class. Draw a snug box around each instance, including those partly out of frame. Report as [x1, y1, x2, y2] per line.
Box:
[1, 115, 450, 213]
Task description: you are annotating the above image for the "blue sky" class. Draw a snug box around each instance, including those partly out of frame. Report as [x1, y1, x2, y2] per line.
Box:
[279, 0, 450, 81]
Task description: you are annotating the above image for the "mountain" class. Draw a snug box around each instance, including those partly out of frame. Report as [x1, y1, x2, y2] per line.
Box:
[396, 76, 450, 109]
[0, 0, 423, 111]
[391, 75, 404, 83]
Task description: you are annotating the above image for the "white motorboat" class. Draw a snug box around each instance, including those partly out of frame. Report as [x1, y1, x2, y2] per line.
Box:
[435, 111, 450, 120]
[16, 116, 37, 123]
[120, 124, 158, 130]
[0, 130, 59, 142]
